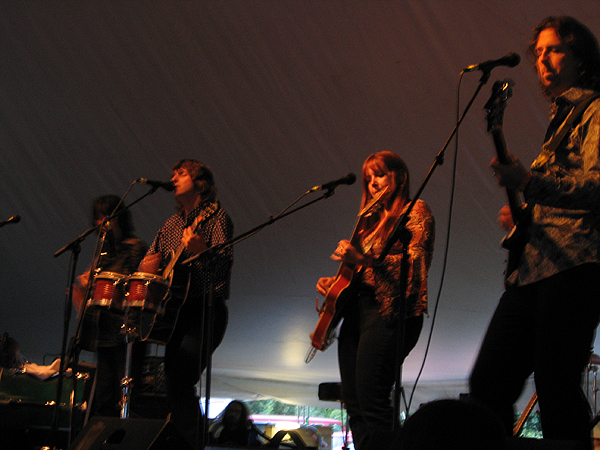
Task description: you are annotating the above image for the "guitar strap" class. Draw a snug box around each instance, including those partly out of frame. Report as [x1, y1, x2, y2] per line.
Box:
[535, 92, 600, 167]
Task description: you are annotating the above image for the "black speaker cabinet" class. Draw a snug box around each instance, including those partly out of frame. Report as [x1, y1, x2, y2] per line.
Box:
[69, 417, 193, 450]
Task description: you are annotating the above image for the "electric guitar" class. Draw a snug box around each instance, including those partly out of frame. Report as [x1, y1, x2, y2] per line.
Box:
[307, 187, 389, 360]
[484, 79, 529, 278]
[139, 202, 219, 344]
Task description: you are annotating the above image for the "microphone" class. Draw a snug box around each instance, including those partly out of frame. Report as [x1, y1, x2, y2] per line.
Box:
[138, 178, 174, 191]
[0, 215, 21, 228]
[309, 173, 357, 192]
[464, 52, 521, 73]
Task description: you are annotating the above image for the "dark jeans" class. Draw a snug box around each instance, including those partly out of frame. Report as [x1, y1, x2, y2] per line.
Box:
[164, 297, 228, 449]
[338, 293, 423, 450]
[470, 263, 600, 448]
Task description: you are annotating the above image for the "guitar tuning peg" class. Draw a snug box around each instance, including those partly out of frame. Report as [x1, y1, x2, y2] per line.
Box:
[364, 203, 383, 218]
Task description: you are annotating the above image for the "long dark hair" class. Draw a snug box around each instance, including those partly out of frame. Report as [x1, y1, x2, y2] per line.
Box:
[528, 16, 600, 95]
[216, 400, 251, 429]
[92, 194, 134, 239]
[0, 333, 20, 368]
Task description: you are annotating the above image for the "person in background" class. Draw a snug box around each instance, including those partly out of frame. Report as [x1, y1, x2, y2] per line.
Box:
[209, 400, 259, 447]
[0, 332, 23, 370]
[316, 151, 435, 450]
[469, 16, 600, 448]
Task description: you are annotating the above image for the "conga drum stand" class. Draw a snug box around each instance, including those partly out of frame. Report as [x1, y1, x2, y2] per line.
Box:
[119, 313, 138, 419]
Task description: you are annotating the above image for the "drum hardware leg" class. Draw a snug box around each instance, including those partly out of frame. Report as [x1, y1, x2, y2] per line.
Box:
[119, 318, 137, 419]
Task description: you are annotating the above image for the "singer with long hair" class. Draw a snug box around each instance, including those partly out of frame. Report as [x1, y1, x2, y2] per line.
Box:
[72, 194, 148, 417]
[316, 151, 435, 450]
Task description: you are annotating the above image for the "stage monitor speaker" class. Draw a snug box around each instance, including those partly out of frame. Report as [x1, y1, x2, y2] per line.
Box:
[318, 382, 342, 402]
[68, 417, 193, 450]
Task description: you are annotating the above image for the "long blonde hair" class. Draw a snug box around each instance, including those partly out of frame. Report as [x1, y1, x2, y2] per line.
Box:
[360, 151, 410, 244]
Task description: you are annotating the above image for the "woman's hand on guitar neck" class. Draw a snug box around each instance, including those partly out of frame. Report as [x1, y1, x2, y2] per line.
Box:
[182, 227, 208, 254]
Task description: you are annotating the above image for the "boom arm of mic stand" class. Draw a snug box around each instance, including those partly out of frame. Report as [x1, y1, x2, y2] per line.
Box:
[181, 189, 337, 266]
[377, 73, 489, 262]
[53, 183, 160, 258]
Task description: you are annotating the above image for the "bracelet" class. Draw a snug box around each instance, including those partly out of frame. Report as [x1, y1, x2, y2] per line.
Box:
[518, 171, 532, 192]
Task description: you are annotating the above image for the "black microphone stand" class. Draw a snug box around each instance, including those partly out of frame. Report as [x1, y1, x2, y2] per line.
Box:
[181, 185, 347, 450]
[47, 182, 163, 449]
[378, 69, 493, 429]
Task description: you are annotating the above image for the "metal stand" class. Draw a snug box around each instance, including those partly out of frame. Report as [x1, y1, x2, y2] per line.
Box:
[119, 313, 138, 419]
[182, 185, 348, 450]
[378, 69, 494, 426]
[48, 181, 164, 448]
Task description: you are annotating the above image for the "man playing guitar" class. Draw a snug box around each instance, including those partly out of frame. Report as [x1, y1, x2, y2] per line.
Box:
[142, 159, 234, 449]
[470, 16, 600, 448]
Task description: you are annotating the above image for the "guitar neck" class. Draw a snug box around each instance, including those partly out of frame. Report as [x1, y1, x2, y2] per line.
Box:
[491, 128, 523, 222]
[162, 202, 219, 280]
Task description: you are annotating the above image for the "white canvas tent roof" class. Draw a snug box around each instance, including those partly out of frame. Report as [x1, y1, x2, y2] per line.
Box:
[2, 1, 599, 412]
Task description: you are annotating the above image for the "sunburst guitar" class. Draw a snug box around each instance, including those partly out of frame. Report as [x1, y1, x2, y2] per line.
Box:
[306, 187, 388, 362]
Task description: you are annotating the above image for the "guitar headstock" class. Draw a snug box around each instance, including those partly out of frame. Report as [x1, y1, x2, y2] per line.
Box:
[484, 79, 514, 132]
[358, 185, 389, 218]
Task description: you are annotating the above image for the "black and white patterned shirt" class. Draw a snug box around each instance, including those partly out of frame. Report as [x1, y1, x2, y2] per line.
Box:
[147, 201, 234, 304]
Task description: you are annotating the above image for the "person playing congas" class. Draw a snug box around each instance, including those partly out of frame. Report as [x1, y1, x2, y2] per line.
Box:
[72, 194, 147, 417]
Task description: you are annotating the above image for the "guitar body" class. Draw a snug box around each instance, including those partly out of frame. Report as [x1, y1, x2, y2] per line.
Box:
[310, 265, 357, 351]
[501, 214, 530, 277]
[139, 264, 190, 345]
[308, 187, 388, 356]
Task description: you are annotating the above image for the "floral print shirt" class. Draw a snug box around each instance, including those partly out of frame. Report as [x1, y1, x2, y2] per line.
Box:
[361, 199, 435, 319]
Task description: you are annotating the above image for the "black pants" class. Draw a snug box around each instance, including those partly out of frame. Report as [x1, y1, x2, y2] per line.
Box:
[164, 297, 228, 449]
[338, 293, 423, 450]
[470, 263, 600, 448]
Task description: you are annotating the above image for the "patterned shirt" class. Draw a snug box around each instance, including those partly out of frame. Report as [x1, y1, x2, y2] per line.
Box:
[147, 201, 234, 304]
[361, 199, 435, 319]
[507, 87, 600, 287]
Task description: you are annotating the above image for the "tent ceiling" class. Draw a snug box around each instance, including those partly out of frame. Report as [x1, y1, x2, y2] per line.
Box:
[1, 1, 597, 412]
